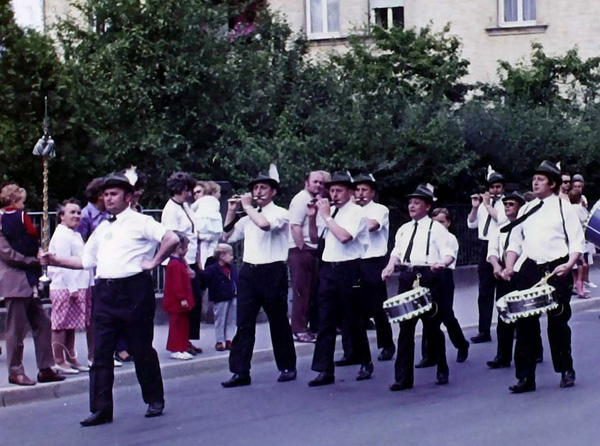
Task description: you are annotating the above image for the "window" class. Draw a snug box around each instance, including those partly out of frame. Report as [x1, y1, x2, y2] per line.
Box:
[499, 0, 536, 27]
[372, 7, 404, 30]
[306, 0, 340, 38]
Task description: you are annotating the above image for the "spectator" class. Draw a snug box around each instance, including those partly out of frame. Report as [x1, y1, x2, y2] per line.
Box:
[193, 181, 223, 267]
[48, 199, 94, 373]
[201, 243, 238, 351]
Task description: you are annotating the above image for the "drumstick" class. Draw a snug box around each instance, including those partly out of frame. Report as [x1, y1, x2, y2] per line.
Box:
[532, 271, 557, 288]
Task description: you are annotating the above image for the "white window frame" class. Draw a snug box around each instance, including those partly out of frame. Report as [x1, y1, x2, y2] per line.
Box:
[498, 0, 536, 28]
[370, 0, 404, 30]
[306, 0, 341, 40]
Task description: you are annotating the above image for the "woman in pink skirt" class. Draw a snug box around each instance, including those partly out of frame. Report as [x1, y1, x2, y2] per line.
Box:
[48, 199, 94, 374]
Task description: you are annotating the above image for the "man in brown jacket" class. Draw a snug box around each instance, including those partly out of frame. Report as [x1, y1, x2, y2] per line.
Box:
[0, 214, 64, 386]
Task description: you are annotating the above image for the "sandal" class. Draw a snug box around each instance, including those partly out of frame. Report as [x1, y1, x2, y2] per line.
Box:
[215, 342, 226, 352]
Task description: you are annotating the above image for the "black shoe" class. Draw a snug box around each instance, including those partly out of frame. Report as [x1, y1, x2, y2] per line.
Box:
[356, 363, 374, 381]
[308, 372, 335, 387]
[334, 356, 360, 367]
[456, 344, 469, 363]
[80, 411, 113, 427]
[470, 333, 492, 344]
[415, 358, 436, 369]
[221, 374, 251, 388]
[277, 369, 297, 383]
[487, 357, 511, 369]
[115, 352, 134, 363]
[377, 346, 395, 361]
[435, 372, 449, 385]
[389, 381, 413, 391]
[145, 401, 165, 418]
[509, 379, 536, 393]
[560, 370, 576, 388]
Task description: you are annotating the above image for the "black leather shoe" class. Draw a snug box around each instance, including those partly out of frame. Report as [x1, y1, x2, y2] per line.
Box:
[560, 370, 576, 388]
[145, 401, 165, 418]
[80, 411, 113, 427]
[37, 368, 66, 383]
[221, 374, 251, 388]
[308, 372, 335, 387]
[415, 358, 436, 369]
[334, 356, 360, 367]
[389, 381, 413, 391]
[470, 333, 492, 344]
[509, 379, 536, 393]
[487, 357, 511, 369]
[377, 347, 395, 361]
[277, 369, 297, 382]
[456, 344, 469, 363]
[435, 372, 449, 385]
[356, 363, 374, 381]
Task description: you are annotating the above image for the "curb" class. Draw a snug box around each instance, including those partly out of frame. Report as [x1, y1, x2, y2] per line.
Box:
[2, 296, 599, 408]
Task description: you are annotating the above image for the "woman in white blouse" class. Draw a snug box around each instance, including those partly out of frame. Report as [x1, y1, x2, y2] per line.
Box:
[48, 199, 94, 373]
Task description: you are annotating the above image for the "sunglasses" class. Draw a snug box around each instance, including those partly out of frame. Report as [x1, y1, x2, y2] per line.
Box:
[562, 180, 571, 184]
[504, 201, 518, 207]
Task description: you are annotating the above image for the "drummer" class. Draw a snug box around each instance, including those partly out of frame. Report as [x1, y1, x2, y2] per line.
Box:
[502, 160, 584, 393]
[381, 184, 455, 391]
[486, 191, 542, 369]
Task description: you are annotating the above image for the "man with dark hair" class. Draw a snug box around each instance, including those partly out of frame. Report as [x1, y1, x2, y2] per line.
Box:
[288, 171, 325, 343]
[77, 177, 108, 241]
[42, 172, 180, 425]
[467, 167, 507, 343]
[503, 160, 584, 393]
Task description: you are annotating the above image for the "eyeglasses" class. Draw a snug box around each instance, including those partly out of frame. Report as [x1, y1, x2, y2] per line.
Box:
[562, 180, 571, 184]
[193, 190, 202, 195]
[504, 201, 517, 207]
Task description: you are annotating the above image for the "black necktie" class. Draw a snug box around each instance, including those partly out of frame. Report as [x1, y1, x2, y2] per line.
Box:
[482, 199, 496, 237]
[500, 200, 544, 233]
[403, 221, 418, 263]
[257, 207, 262, 213]
[318, 208, 339, 241]
[108, 215, 116, 223]
[331, 207, 339, 219]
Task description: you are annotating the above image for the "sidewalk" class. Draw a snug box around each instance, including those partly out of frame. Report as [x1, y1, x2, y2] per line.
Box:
[1, 266, 599, 407]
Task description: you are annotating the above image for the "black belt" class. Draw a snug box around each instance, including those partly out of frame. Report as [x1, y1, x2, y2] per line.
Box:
[397, 265, 428, 273]
[97, 272, 148, 284]
[323, 258, 361, 268]
[362, 256, 387, 264]
[535, 256, 569, 274]
[243, 261, 285, 268]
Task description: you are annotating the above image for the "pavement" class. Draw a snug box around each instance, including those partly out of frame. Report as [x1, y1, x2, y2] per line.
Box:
[1, 265, 600, 408]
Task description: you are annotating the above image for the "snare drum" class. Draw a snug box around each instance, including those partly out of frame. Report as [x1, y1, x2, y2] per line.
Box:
[584, 200, 600, 249]
[496, 284, 558, 323]
[383, 286, 432, 323]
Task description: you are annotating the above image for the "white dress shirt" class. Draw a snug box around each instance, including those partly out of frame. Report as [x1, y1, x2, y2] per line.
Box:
[507, 194, 584, 267]
[487, 221, 522, 265]
[322, 201, 368, 262]
[161, 198, 198, 265]
[48, 224, 94, 292]
[467, 198, 507, 241]
[81, 207, 168, 279]
[445, 230, 459, 270]
[228, 202, 289, 264]
[288, 189, 317, 249]
[390, 216, 454, 265]
[361, 200, 389, 259]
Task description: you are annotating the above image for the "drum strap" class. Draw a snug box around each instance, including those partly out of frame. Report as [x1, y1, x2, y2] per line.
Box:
[558, 198, 569, 249]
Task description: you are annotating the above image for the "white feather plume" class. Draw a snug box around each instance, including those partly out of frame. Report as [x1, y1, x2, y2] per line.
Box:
[124, 166, 138, 186]
[268, 164, 280, 183]
[486, 165, 496, 181]
[556, 161, 561, 171]
[426, 183, 438, 201]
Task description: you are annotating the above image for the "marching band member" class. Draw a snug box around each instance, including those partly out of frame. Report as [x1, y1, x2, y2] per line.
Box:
[382, 184, 455, 391]
[486, 191, 542, 369]
[221, 168, 297, 388]
[354, 173, 395, 361]
[503, 161, 584, 393]
[308, 171, 372, 387]
[467, 166, 507, 344]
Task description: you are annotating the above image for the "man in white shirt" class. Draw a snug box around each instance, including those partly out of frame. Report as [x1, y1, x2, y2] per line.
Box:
[486, 191, 541, 369]
[354, 173, 395, 361]
[503, 160, 584, 393]
[288, 171, 325, 343]
[467, 168, 507, 343]
[382, 184, 455, 391]
[221, 172, 297, 388]
[42, 172, 180, 426]
[307, 171, 372, 387]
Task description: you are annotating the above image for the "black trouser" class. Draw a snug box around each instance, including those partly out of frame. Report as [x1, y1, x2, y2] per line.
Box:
[421, 269, 468, 359]
[312, 260, 371, 374]
[188, 264, 203, 341]
[514, 257, 573, 381]
[91, 273, 164, 415]
[229, 262, 296, 375]
[477, 240, 497, 336]
[361, 257, 394, 350]
[395, 269, 448, 384]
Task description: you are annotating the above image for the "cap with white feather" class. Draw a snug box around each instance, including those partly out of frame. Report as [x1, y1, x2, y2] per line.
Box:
[407, 183, 437, 204]
[486, 165, 505, 185]
[248, 163, 280, 190]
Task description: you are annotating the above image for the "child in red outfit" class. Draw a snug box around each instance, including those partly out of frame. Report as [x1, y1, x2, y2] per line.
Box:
[163, 233, 196, 360]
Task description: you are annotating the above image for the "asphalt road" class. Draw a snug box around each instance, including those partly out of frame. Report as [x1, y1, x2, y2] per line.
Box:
[1, 308, 600, 446]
